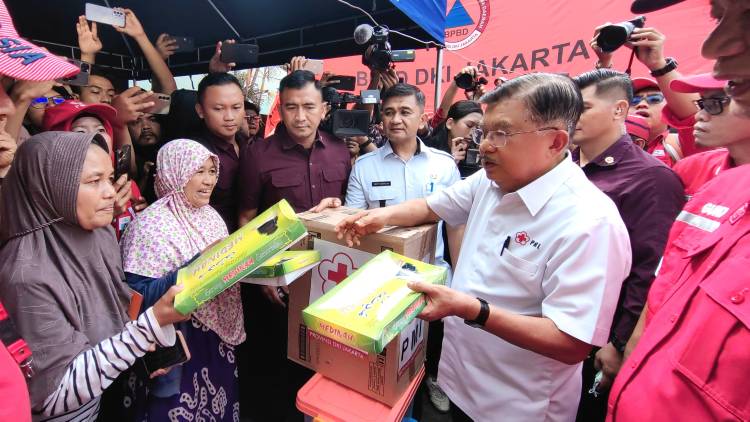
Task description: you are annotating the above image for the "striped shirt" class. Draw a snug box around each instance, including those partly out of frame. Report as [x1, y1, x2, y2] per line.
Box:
[34, 308, 175, 421]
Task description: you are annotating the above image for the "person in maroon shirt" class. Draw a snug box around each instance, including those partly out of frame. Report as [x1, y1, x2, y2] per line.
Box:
[571, 69, 685, 421]
[194, 73, 246, 232]
[237, 70, 350, 422]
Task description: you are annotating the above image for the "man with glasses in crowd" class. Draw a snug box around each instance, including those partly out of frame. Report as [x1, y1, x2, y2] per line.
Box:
[668, 73, 750, 199]
[239, 100, 262, 145]
[334, 73, 632, 422]
[571, 69, 684, 421]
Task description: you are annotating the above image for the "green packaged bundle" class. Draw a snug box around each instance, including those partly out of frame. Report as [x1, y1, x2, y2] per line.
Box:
[242, 250, 321, 286]
[302, 250, 447, 354]
[175, 199, 307, 314]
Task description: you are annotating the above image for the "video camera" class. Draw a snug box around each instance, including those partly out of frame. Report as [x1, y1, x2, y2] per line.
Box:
[454, 72, 488, 92]
[596, 16, 646, 53]
[322, 87, 381, 138]
[354, 24, 416, 71]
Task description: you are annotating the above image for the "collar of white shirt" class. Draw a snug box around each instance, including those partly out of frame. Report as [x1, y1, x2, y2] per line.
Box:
[510, 152, 577, 217]
[380, 137, 425, 160]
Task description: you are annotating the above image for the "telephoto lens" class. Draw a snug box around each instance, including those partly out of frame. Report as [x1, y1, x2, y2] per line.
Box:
[596, 16, 646, 53]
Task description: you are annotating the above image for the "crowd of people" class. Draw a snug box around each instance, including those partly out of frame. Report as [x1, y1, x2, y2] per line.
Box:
[0, 0, 748, 421]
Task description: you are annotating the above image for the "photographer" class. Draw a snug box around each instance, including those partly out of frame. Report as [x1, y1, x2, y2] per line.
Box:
[424, 100, 483, 178]
[431, 66, 487, 129]
[591, 24, 703, 166]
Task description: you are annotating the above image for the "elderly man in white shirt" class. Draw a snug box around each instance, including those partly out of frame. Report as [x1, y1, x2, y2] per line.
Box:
[335, 73, 632, 422]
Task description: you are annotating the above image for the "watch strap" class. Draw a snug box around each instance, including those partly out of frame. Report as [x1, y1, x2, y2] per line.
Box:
[464, 297, 490, 328]
[650, 57, 678, 77]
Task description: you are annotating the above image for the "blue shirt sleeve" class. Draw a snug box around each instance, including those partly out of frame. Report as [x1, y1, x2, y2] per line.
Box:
[125, 271, 178, 313]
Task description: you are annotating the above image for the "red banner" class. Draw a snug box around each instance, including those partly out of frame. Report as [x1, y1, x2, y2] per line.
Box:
[323, 0, 714, 112]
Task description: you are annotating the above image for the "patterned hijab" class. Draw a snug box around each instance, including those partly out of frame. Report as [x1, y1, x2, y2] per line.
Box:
[121, 139, 245, 345]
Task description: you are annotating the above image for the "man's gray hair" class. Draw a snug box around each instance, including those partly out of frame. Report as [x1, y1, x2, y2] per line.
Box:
[480, 73, 583, 137]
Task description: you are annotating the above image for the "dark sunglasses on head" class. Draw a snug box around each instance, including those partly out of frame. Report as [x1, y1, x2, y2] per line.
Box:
[694, 96, 731, 116]
[630, 93, 665, 106]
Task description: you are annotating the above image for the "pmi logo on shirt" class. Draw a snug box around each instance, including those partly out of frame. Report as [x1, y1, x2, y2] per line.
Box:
[701, 203, 729, 219]
[515, 231, 541, 250]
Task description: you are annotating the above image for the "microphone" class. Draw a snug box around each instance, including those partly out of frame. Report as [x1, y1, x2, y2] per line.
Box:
[354, 24, 373, 45]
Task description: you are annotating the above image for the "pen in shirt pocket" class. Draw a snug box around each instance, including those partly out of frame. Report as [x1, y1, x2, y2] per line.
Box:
[501, 235, 511, 256]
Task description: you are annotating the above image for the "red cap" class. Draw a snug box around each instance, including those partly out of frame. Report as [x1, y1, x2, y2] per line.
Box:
[626, 114, 651, 141]
[631, 0, 685, 13]
[0, 0, 79, 81]
[669, 73, 726, 93]
[632, 77, 659, 93]
[42, 100, 117, 143]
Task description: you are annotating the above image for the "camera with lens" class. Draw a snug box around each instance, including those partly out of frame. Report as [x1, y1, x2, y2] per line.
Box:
[462, 126, 483, 168]
[354, 24, 416, 72]
[322, 87, 381, 138]
[596, 16, 646, 53]
[454, 72, 488, 92]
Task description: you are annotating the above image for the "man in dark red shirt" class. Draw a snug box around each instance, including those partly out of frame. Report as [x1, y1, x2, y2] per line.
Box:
[669, 73, 750, 199]
[572, 69, 685, 421]
[237, 70, 350, 422]
[194, 72, 246, 232]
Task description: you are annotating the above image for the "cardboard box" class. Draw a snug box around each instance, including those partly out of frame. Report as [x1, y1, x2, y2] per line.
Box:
[303, 250, 447, 354]
[288, 207, 438, 405]
[175, 199, 306, 314]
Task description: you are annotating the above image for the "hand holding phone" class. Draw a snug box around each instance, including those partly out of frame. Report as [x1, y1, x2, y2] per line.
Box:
[142, 331, 191, 376]
[302, 59, 324, 75]
[85, 3, 125, 27]
[114, 145, 132, 182]
[220, 44, 259, 64]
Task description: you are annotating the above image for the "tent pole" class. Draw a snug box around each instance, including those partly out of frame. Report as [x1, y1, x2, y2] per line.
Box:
[205, 0, 243, 39]
[433, 47, 443, 112]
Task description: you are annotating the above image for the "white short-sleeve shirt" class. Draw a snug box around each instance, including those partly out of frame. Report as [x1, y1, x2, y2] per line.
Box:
[346, 139, 460, 272]
[425, 153, 631, 422]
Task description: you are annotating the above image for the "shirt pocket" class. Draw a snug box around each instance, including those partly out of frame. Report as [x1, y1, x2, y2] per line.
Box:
[271, 169, 305, 207]
[367, 186, 396, 208]
[493, 249, 541, 299]
[322, 163, 348, 198]
[670, 256, 750, 420]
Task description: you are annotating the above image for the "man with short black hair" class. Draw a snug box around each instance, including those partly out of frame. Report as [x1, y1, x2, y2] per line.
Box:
[572, 69, 684, 421]
[195, 72, 246, 232]
[237, 69, 351, 422]
[335, 73, 631, 422]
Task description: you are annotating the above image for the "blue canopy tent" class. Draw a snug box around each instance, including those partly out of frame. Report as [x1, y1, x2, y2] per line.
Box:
[8, 0, 446, 82]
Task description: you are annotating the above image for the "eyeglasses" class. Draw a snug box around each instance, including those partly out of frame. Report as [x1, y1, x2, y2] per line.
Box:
[630, 93, 665, 107]
[245, 115, 260, 122]
[694, 96, 731, 116]
[472, 126, 559, 148]
[30, 96, 66, 109]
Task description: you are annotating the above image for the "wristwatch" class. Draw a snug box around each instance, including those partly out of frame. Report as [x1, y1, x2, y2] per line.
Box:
[650, 57, 678, 77]
[464, 297, 490, 328]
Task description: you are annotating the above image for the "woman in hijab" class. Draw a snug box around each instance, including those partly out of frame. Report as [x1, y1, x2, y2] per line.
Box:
[121, 139, 245, 421]
[0, 131, 188, 421]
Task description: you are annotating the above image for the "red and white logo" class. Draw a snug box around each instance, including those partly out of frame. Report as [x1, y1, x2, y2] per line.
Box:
[444, 0, 491, 51]
[317, 252, 358, 293]
[515, 231, 529, 245]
